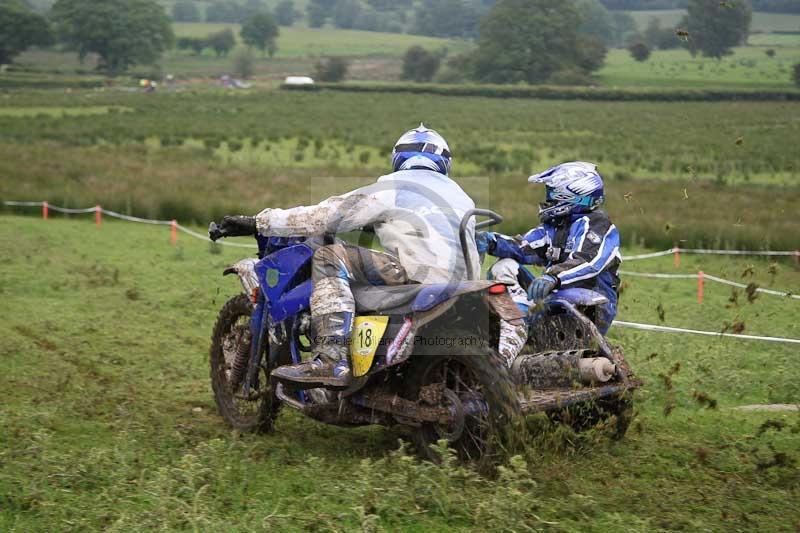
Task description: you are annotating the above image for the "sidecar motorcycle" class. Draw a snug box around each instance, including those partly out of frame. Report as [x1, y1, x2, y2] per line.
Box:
[208, 209, 640, 464]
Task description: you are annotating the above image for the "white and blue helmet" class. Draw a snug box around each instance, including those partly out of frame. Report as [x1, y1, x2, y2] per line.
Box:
[392, 124, 451, 175]
[528, 161, 605, 223]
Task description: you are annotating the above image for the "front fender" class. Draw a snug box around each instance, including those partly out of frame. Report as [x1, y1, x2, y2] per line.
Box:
[224, 258, 259, 297]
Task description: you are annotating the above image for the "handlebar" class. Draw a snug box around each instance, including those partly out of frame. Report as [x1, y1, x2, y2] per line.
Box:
[459, 208, 504, 281]
[208, 221, 225, 242]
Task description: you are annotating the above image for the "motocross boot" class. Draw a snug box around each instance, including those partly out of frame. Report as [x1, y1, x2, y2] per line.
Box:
[270, 312, 352, 389]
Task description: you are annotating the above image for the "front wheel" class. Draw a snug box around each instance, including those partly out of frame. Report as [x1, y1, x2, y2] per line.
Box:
[210, 294, 279, 433]
[403, 331, 523, 466]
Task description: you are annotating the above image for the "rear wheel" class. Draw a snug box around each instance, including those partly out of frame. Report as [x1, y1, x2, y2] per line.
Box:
[210, 294, 280, 433]
[404, 331, 522, 466]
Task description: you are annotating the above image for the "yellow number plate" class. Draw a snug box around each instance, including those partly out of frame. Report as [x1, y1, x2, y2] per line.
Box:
[350, 316, 389, 377]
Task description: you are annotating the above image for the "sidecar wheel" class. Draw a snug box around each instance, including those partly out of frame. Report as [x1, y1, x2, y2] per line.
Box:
[403, 331, 522, 467]
[210, 294, 280, 433]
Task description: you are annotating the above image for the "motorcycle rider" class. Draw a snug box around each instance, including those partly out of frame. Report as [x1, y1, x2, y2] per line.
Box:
[211, 124, 478, 389]
[477, 162, 621, 366]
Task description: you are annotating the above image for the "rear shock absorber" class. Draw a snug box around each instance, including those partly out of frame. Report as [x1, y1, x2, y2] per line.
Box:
[229, 329, 252, 387]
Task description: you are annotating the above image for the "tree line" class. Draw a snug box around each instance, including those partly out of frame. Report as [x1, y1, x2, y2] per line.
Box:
[599, 0, 800, 12]
[3, 0, 797, 88]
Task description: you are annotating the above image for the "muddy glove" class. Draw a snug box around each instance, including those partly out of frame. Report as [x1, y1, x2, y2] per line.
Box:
[209, 215, 256, 241]
[475, 231, 497, 255]
[527, 274, 559, 303]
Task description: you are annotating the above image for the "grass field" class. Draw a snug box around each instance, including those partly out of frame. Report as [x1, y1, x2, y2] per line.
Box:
[13, 23, 469, 81]
[0, 215, 797, 530]
[599, 42, 800, 89]
[1, 89, 798, 249]
[172, 23, 471, 58]
[626, 9, 800, 34]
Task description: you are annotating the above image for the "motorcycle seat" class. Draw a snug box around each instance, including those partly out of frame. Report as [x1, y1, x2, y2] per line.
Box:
[352, 284, 425, 315]
[352, 281, 497, 316]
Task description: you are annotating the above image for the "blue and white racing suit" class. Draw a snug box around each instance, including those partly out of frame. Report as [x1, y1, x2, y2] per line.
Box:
[488, 209, 622, 336]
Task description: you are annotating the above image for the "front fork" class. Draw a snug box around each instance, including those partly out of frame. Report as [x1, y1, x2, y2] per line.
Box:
[245, 297, 308, 402]
[244, 296, 269, 395]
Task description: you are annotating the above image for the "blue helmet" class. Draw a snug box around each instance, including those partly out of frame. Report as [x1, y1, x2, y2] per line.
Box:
[391, 123, 451, 175]
[528, 161, 604, 223]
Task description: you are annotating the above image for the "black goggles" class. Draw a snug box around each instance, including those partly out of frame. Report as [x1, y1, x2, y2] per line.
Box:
[394, 143, 451, 158]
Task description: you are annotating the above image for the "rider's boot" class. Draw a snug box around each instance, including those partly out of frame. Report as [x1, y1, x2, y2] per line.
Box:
[271, 312, 353, 389]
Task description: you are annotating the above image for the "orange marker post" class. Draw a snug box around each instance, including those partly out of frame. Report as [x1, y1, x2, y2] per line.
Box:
[697, 270, 704, 304]
[170, 220, 177, 246]
[673, 247, 680, 268]
[95, 205, 102, 227]
[794, 250, 800, 266]
[42, 201, 49, 220]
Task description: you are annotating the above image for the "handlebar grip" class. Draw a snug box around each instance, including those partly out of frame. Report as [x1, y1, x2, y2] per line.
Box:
[208, 221, 225, 241]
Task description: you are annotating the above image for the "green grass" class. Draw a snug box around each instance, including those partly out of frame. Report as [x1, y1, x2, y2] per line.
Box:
[626, 9, 800, 34]
[0, 106, 131, 118]
[0, 215, 798, 530]
[172, 22, 472, 58]
[598, 44, 800, 90]
[0, 89, 799, 249]
[13, 24, 469, 80]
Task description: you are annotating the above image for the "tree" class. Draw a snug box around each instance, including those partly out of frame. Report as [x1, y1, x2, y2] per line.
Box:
[472, 0, 586, 84]
[51, 0, 173, 74]
[576, 36, 607, 72]
[207, 28, 236, 57]
[685, 0, 751, 59]
[241, 0, 266, 19]
[574, 0, 615, 46]
[644, 18, 680, 50]
[413, 0, 487, 39]
[401, 46, 440, 82]
[332, 0, 360, 29]
[628, 41, 651, 62]
[0, 0, 52, 64]
[206, 1, 243, 22]
[275, 0, 297, 26]
[176, 36, 207, 55]
[232, 47, 255, 78]
[171, 0, 200, 22]
[313, 56, 348, 81]
[307, 0, 335, 27]
[241, 12, 279, 56]
[611, 11, 638, 47]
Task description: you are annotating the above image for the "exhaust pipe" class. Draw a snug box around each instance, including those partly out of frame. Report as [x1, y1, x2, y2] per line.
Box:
[511, 350, 617, 388]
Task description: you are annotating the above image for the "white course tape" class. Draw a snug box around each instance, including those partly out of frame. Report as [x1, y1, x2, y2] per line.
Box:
[4, 201, 799, 257]
[618, 270, 800, 300]
[622, 249, 676, 261]
[680, 248, 797, 257]
[613, 320, 800, 345]
[622, 247, 799, 261]
[3, 200, 46, 207]
[101, 208, 172, 225]
[47, 205, 99, 214]
[620, 271, 698, 280]
[702, 274, 799, 299]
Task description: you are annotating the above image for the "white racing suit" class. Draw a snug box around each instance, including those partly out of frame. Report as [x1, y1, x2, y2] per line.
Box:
[255, 169, 478, 365]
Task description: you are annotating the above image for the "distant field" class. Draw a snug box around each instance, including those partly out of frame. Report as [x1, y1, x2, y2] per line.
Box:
[598, 44, 800, 90]
[15, 22, 470, 80]
[173, 22, 471, 58]
[1, 89, 799, 249]
[626, 10, 800, 33]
